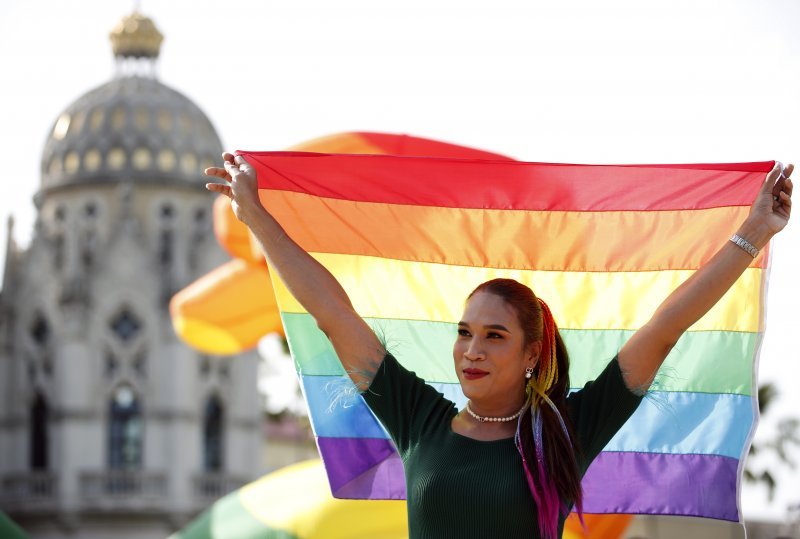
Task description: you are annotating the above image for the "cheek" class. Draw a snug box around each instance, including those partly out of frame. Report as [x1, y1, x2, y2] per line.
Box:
[453, 339, 465, 360]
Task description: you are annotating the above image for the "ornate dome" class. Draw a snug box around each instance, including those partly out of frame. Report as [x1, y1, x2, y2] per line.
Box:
[40, 13, 222, 195]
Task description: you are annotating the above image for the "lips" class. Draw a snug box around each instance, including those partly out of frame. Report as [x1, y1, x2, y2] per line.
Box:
[463, 368, 489, 380]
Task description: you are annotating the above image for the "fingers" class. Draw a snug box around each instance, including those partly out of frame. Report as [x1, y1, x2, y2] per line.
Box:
[205, 182, 232, 198]
[204, 152, 254, 186]
[204, 166, 230, 180]
[762, 161, 783, 194]
[760, 164, 780, 197]
[234, 154, 255, 173]
[776, 180, 792, 210]
[223, 159, 240, 176]
[764, 161, 795, 200]
[771, 168, 791, 199]
[783, 164, 794, 197]
[773, 163, 792, 218]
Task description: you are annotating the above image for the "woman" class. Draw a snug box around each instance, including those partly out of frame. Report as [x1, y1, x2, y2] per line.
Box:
[206, 153, 793, 539]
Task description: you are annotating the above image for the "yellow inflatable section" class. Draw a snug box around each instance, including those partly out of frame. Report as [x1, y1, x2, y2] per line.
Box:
[171, 459, 408, 539]
[240, 460, 408, 539]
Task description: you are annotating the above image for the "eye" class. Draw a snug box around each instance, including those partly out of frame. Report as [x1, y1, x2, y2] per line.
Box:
[487, 332, 503, 339]
[457, 328, 471, 337]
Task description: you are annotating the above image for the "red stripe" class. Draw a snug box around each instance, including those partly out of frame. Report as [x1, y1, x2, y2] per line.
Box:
[240, 151, 773, 212]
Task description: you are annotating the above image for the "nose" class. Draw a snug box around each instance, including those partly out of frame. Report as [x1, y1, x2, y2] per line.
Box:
[464, 340, 485, 361]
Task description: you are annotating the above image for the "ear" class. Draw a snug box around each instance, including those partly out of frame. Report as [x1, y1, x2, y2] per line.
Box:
[526, 341, 542, 369]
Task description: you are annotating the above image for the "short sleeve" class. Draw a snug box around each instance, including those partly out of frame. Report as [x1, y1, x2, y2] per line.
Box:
[566, 355, 643, 475]
[361, 353, 455, 457]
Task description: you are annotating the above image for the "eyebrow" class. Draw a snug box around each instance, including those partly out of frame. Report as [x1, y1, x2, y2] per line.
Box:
[458, 321, 511, 332]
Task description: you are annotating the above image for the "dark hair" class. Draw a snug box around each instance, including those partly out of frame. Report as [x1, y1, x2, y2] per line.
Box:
[468, 278, 583, 538]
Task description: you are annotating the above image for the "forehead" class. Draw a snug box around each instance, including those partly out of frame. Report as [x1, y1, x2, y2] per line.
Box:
[461, 291, 520, 326]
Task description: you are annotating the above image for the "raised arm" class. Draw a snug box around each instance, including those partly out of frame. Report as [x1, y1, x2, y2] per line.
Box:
[206, 153, 384, 390]
[618, 162, 794, 393]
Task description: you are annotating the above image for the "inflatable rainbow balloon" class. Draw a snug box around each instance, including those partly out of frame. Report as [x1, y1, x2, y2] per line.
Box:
[172, 459, 631, 539]
[238, 151, 771, 522]
[171, 459, 408, 539]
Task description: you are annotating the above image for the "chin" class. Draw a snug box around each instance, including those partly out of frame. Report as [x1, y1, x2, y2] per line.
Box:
[458, 381, 483, 401]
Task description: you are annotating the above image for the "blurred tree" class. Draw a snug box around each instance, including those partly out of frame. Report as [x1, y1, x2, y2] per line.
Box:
[744, 383, 800, 500]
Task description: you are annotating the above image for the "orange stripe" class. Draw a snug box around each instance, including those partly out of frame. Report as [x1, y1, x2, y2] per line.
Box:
[261, 190, 766, 272]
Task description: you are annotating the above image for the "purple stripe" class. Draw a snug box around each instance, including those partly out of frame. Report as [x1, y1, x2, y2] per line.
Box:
[582, 452, 739, 521]
[317, 437, 406, 499]
[318, 437, 740, 520]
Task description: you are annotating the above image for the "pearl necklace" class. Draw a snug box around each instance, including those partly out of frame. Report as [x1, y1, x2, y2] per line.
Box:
[465, 401, 527, 423]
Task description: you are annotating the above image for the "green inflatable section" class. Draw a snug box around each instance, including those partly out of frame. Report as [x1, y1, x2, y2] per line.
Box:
[0, 512, 29, 539]
[170, 490, 298, 539]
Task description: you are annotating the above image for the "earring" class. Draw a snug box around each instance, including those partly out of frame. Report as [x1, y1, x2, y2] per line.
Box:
[525, 366, 533, 379]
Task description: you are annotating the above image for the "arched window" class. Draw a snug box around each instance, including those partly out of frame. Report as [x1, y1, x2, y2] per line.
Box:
[158, 203, 175, 268]
[108, 385, 143, 470]
[80, 229, 96, 269]
[158, 228, 173, 267]
[30, 314, 50, 347]
[52, 233, 64, 271]
[203, 395, 224, 471]
[30, 392, 49, 470]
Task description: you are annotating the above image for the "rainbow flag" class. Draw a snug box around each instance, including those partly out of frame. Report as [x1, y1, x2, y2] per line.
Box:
[240, 151, 772, 522]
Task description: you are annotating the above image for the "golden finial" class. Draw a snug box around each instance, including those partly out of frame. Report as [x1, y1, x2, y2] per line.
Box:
[109, 12, 164, 59]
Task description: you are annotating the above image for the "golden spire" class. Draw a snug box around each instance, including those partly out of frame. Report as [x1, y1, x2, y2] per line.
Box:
[109, 12, 163, 59]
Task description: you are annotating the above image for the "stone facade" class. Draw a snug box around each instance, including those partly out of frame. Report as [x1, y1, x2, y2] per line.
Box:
[0, 12, 262, 538]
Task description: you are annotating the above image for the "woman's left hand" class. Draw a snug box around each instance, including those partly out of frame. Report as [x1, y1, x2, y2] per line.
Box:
[748, 161, 793, 236]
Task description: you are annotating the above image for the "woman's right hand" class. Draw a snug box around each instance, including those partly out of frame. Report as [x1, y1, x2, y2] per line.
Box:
[205, 152, 264, 226]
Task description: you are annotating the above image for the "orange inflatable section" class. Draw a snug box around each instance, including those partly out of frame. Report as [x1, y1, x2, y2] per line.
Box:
[170, 259, 281, 355]
[213, 195, 264, 264]
[563, 513, 633, 539]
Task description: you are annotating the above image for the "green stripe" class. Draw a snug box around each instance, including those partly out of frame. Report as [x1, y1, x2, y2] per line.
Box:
[172, 490, 299, 539]
[283, 312, 756, 395]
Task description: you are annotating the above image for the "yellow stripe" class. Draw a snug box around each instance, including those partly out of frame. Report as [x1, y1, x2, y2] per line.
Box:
[272, 254, 763, 332]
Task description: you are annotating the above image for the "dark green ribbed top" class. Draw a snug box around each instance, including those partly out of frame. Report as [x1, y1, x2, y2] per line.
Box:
[362, 353, 642, 539]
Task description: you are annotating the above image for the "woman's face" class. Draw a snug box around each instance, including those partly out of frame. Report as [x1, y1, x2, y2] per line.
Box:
[453, 291, 538, 409]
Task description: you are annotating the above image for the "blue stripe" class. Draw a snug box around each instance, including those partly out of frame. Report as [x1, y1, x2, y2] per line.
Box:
[301, 375, 753, 458]
[603, 391, 753, 457]
[300, 375, 389, 439]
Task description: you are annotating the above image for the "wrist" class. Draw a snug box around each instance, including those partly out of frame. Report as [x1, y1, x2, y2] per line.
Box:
[735, 218, 774, 250]
[239, 202, 268, 226]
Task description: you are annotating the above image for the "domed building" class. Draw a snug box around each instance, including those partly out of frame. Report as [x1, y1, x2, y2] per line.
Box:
[0, 12, 262, 538]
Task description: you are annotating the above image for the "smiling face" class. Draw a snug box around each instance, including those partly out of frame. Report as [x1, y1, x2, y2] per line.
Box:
[453, 291, 540, 413]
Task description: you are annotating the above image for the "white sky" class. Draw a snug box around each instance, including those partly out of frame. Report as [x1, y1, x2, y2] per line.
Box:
[1, 0, 798, 523]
